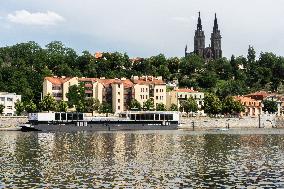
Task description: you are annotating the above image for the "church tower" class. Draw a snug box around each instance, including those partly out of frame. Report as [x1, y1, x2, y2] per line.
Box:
[194, 12, 205, 57]
[211, 13, 222, 59]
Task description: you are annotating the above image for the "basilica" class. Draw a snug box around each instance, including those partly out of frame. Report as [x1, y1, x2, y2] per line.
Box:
[185, 12, 222, 60]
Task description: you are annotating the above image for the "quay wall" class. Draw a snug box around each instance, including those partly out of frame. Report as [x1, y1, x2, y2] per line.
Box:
[179, 114, 277, 130]
[0, 116, 28, 128]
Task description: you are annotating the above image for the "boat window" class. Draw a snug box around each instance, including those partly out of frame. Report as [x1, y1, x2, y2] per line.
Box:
[78, 114, 83, 120]
[149, 114, 154, 120]
[55, 113, 60, 120]
[136, 114, 141, 120]
[169, 114, 173, 120]
[73, 113, 78, 120]
[165, 114, 169, 120]
[160, 114, 165, 120]
[141, 114, 145, 120]
[130, 114, 135, 120]
[61, 113, 66, 121]
[155, 114, 159, 120]
[67, 113, 73, 120]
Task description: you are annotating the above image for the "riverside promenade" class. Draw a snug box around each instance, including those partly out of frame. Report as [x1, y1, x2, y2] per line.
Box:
[0, 114, 283, 131]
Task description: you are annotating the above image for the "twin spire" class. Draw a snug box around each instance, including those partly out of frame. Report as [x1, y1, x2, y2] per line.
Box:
[197, 12, 218, 32]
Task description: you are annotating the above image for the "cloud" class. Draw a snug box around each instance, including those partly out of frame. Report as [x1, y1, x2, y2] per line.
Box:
[7, 10, 65, 26]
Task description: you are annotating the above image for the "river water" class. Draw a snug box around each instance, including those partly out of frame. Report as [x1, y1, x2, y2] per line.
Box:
[1, 129, 284, 188]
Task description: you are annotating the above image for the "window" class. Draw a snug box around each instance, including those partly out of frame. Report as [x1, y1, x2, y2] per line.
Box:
[156, 96, 158, 100]
[141, 88, 143, 92]
[156, 89, 158, 93]
[140, 95, 143, 99]
[146, 88, 148, 92]
[118, 99, 120, 103]
[118, 92, 120, 95]
[118, 84, 120, 88]
[7, 98, 13, 101]
[7, 106, 12, 110]
[146, 95, 148, 99]
[185, 95, 187, 99]
[118, 106, 120, 110]
[0, 97, 4, 101]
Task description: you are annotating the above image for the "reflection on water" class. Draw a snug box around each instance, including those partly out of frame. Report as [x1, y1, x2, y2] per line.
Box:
[1, 129, 284, 188]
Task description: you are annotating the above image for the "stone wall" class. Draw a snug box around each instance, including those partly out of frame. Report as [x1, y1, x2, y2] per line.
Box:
[0, 117, 28, 128]
[179, 114, 276, 130]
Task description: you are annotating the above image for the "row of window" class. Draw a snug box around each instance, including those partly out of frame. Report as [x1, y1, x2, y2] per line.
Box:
[129, 113, 173, 121]
[141, 88, 148, 92]
[156, 89, 164, 93]
[52, 85, 62, 90]
[155, 96, 164, 100]
[140, 95, 148, 100]
[55, 113, 84, 121]
[179, 94, 202, 99]
[0, 97, 13, 101]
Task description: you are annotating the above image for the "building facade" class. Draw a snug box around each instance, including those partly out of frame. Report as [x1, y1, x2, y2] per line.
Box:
[234, 96, 262, 117]
[43, 76, 166, 114]
[166, 88, 204, 114]
[185, 12, 222, 60]
[43, 76, 78, 101]
[0, 92, 21, 116]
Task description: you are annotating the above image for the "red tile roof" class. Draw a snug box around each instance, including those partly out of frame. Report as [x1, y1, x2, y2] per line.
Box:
[79, 78, 98, 82]
[45, 77, 72, 85]
[95, 52, 103, 59]
[175, 88, 196, 93]
[98, 79, 134, 88]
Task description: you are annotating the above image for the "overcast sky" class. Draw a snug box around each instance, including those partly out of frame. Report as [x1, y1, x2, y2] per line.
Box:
[0, 0, 283, 58]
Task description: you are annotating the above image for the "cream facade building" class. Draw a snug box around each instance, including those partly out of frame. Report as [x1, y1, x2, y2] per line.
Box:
[43, 76, 78, 101]
[43, 76, 166, 113]
[166, 88, 204, 113]
[132, 76, 166, 109]
[0, 92, 21, 116]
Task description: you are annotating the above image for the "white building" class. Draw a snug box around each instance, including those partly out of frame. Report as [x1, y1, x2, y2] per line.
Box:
[0, 92, 21, 116]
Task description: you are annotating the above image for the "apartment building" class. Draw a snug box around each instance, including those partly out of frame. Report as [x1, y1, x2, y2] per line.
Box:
[132, 76, 166, 109]
[166, 88, 204, 113]
[43, 75, 166, 113]
[43, 76, 78, 101]
[234, 96, 262, 117]
[0, 92, 21, 116]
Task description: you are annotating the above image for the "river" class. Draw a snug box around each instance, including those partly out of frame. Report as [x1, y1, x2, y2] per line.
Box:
[1, 129, 284, 188]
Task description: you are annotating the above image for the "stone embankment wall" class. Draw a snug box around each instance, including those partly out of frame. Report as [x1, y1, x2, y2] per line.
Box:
[0, 117, 28, 128]
[179, 114, 276, 130]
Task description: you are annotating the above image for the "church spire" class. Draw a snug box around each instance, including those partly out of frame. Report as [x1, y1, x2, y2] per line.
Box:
[213, 13, 218, 32]
[197, 12, 202, 30]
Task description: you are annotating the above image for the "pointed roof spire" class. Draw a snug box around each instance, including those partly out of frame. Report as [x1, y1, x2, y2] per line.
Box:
[213, 13, 218, 32]
[197, 11, 202, 30]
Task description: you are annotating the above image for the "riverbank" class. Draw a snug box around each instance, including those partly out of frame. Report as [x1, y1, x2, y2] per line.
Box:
[179, 115, 277, 130]
[0, 115, 283, 131]
[0, 116, 27, 129]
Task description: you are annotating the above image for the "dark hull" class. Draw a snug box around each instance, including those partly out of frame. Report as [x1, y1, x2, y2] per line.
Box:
[28, 122, 179, 132]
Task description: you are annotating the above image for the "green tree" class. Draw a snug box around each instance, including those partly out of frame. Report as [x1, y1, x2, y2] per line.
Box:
[180, 97, 198, 116]
[85, 98, 100, 113]
[24, 101, 37, 113]
[156, 103, 166, 111]
[222, 96, 245, 115]
[39, 93, 57, 111]
[66, 83, 85, 109]
[203, 93, 222, 116]
[0, 104, 4, 115]
[15, 100, 25, 116]
[143, 99, 155, 111]
[170, 104, 178, 111]
[129, 99, 142, 110]
[263, 100, 278, 114]
[56, 100, 68, 112]
[99, 102, 112, 115]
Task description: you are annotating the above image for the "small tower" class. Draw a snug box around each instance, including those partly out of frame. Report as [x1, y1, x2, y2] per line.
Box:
[211, 13, 222, 59]
[194, 12, 205, 57]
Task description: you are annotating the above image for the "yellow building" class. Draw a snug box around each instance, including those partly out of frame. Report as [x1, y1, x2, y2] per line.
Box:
[43, 76, 78, 101]
[166, 88, 204, 114]
[132, 76, 166, 109]
[43, 76, 166, 113]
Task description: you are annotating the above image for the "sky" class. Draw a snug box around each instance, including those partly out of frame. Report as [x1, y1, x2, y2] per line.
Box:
[0, 0, 284, 58]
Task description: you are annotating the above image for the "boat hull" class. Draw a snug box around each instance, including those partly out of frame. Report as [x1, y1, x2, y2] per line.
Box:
[28, 122, 178, 132]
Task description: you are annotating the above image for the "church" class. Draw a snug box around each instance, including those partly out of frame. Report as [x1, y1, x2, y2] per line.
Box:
[185, 12, 222, 60]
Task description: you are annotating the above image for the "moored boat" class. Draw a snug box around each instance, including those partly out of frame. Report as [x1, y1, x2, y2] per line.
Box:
[23, 111, 180, 132]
